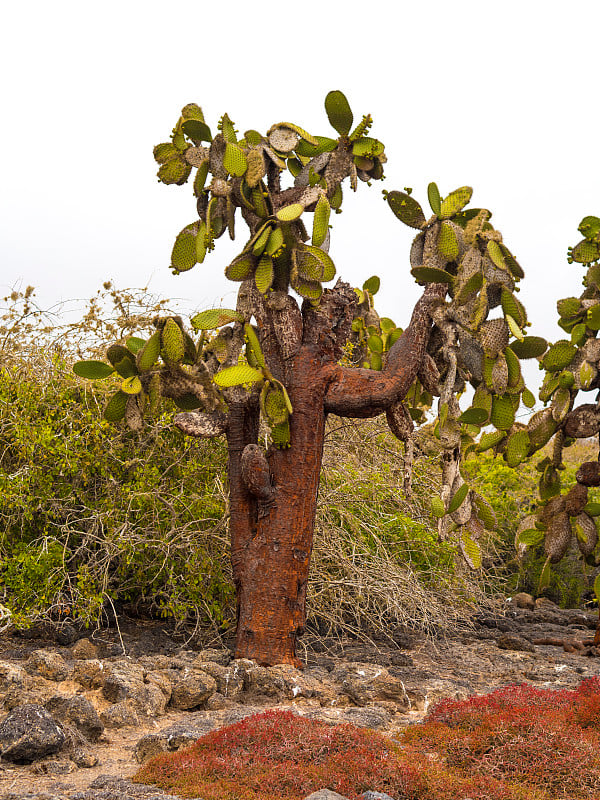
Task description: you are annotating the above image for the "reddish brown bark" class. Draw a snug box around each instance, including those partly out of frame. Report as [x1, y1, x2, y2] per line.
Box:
[227, 281, 446, 668]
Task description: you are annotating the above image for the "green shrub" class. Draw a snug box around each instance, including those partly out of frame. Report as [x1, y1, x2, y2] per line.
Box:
[0, 354, 233, 629]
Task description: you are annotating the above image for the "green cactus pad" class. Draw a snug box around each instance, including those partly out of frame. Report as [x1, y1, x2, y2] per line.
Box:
[387, 191, 426, 229]
[171, 223, 199, 273]
[352, 137, 384, 157]
[430, 496, 446, 518]
[223, 142, 247, 177]
[312, 195, 331, 247]
[491, 394, 515, 430]
[299, 244, 336, 282]
[157, 157, 191, 186]
[324, 90, 353, 136]
[505, 314, 524, 342]
[587, 304, 600, 330]
[137, 331, 161, 372]
[104, 390, 128, 423]
[571, 323, 587, 346]
[296, 136, 338, 158]
[542, 340, 577, 372]
[427, 182, 441, 216]
[578, 359, 597, 389]
[121, 376, 142, 395]
[557, 297, 582, 319]
[363, 275, 380, 295]
[73, 360, 114, 380]
[460, 529, 482, 569]
[244, 324, 265, 369]
[477, 430, 506, 452]
[472, 493, 497, 529]
[540, 464, 561, 501]
[509, 336, 548, 359]
[440, 186, 473, 219]
[181, 119, 212, 143]
[437, 221, 459, 260]
[578, 215, 600, 239]
[501, 289, 527, 327]
[191, 308, 244, 330]
[264, 386, 289, 425]
[251, 224, 274, 257]
[106, 344, 134, 368]
[276, 203, 304, 222]
[448, 483, 469, 514]
[290, 269, 322, 301]
[486, 240, 506, 270]
[455, 271, 484, 305]
[225, 254, 255, 282]
[498, 244, 524, 279]
[161, 319, 185, 362]
[551, 386, 571, 422]
[214, 364, 263, 387]
[265, 227, 284, 257]
[367, 334, 383, 354]
[153, 143, 179, 164]
[571, 239, 600, 264]
[410, 267, 454, 285]
[270, 417, 291, 449]
[505, 429, 530, 467]
[459, 408, 489, 426]
[254, 254, 274, 295]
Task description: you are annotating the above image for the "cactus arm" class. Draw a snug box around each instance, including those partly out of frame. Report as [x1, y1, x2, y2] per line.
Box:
[324, 283, 447, 417]
[174, 410, 228, 438]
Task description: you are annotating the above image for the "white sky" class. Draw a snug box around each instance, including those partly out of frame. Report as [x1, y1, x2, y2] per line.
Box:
[2, 0, 598, 375]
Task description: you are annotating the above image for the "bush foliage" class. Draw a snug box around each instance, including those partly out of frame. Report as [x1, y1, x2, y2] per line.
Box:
[0, 286, 490, 637]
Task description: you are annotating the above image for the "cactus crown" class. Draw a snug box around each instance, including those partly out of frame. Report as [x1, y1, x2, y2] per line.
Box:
[153, 90, 386, 304]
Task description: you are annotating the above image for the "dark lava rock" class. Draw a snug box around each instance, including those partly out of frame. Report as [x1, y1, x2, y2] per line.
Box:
[70, 775, 186, 799]
[0, 704, 66, 762]
[496, 633, 536, 653]
[44, 695, 104, 742]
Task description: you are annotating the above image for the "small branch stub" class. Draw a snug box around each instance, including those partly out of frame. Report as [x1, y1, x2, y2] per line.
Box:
[241, 444, 277, 517]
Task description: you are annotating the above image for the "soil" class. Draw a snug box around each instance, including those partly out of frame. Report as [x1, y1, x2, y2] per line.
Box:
[0, 599, 599, 799]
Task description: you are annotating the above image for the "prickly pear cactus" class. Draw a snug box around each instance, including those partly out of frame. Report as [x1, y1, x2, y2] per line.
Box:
[513, 214, 600, 590]
[386, 183, 543, 569]
[75, 91, 386, 449]
[152, 90, 386, 308]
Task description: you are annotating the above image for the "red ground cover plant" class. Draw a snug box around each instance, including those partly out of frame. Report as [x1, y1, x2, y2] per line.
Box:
[134, 707, 545, 800]
[404, 679, 600, 798]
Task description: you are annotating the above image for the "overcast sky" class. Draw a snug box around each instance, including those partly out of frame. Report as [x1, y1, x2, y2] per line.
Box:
[2, 1, 598, 367]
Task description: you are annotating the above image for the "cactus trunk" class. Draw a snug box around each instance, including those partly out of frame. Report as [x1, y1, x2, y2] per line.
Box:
[227, 356, 329, 668]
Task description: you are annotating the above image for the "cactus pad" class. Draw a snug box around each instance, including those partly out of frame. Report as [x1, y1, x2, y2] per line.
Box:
[437, 221, 459, 260]
[387, 191, 426, 229]
[542, 340, 576, 372]
[324, 90, 353, 136]
[491, 394, 515, 431]
[440, 186, 473, 219]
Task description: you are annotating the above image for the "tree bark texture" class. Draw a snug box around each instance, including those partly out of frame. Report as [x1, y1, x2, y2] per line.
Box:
[227, 281, 446, 667]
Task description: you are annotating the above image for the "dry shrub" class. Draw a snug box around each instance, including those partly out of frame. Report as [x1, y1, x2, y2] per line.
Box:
[307, 416, 499, 645]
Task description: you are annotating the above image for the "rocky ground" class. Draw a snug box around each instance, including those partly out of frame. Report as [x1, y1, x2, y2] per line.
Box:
[0, 595, 599, 800]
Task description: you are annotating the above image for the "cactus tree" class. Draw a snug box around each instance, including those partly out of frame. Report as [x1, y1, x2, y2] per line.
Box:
[75, 91, 543, 667]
